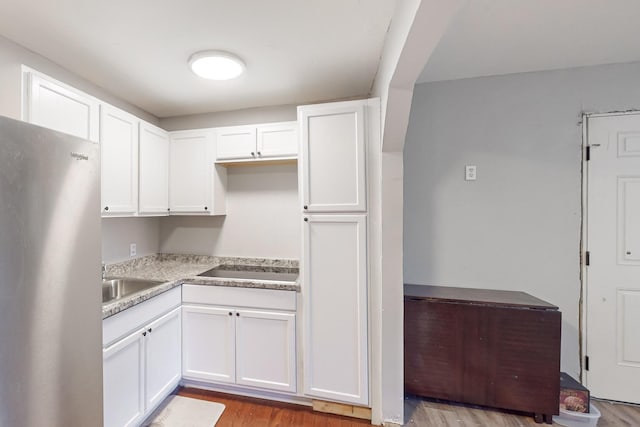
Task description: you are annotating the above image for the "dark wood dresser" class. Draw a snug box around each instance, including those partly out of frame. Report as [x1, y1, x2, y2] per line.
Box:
[404, 284, 561, 424]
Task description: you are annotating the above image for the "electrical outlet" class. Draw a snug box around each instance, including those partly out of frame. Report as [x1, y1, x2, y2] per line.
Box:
[465, 165, 477, 181]
[130, 243, 137, 257]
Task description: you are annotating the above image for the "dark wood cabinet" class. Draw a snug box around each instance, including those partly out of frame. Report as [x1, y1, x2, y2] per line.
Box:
[404, 284, 561, 424]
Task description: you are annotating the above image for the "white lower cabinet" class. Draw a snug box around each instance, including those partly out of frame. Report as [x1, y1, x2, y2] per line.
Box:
[182, 305, 236, 384]
[103, 328, 145, 427]
[303, 214, 369, 405]
[103, 301, 181, 427]
[182, 286, 297, 394]
[144, 307, 182, 410]
[235, 309, 296, 392]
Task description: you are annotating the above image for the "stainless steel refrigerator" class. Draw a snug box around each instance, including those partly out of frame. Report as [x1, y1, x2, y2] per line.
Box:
[0, 116, 103, 426]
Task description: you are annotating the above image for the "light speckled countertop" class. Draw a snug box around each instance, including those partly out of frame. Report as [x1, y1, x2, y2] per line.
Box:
[102, 254, 299, 319]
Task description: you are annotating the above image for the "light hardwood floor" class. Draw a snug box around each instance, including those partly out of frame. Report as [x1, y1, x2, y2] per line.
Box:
[405, 396, 640, 426]
[177, 387, 371, 426]
[176, 387, 640, 426]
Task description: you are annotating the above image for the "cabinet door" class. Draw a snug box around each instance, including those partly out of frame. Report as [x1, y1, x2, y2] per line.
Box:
[169, 131, 212, 213]
[236, 309, 296, 392]
[303, 214, 368, 405]
[299, 101, 366, 212]
[103, 329, 145, 427]
[145, 307, 182, 412]
[256, 122, 297, 159]
[182, 305, 236, 383]
[26, 72, 99, 142]
[139, 122, 169, 215]
[100, 105, 139, 215]
[216, 126, 257, 161]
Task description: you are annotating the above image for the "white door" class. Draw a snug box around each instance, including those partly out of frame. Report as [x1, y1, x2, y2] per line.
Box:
[100, 105, 139, 215]
[169, 131, 212, 213]
[145, 307, 181, 412]
[216, 126, 257, 161]
[257, 122, 298, 159]
[299, 100, 367, 212]
[303, 214, 368, 405]
[235, 309, 296, 392]
[103, 329, 145, 427]
[586, 114, 640, 403]
[26, 72, 99, 142]
[182, 305, 236, 383]
[139, 122, 169, 215]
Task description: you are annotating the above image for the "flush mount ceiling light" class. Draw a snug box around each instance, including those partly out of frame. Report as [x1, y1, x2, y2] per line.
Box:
[188, 50, 245, 80]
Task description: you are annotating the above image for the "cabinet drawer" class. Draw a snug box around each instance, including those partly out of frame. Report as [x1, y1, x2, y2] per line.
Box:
[103, 286, 181, 347]
[182, 285, 296, 311]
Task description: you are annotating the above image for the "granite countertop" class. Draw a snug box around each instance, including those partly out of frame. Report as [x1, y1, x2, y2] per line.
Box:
[102, 254, 300, 319]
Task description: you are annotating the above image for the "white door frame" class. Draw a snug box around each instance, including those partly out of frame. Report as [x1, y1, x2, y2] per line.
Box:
[580, 110, 640, 386]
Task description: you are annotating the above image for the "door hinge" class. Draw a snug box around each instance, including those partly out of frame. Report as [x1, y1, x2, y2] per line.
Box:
[585, 251, 590, 266]
[585, 355, 590, 371]
[586, 146, 591, 161]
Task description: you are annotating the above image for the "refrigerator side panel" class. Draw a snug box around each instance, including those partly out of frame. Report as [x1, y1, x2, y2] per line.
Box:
[0, 116, 103, 427]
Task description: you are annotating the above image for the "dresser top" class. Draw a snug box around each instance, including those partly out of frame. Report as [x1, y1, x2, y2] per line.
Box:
[404, 284, 558, 310]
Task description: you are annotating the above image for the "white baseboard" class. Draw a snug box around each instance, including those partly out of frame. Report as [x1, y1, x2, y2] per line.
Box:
[179, 379, 313, 407]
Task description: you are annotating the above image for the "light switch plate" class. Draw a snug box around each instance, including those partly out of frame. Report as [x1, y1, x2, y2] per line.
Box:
[465, 165, 477, 181]
[130, 243, 137, 257]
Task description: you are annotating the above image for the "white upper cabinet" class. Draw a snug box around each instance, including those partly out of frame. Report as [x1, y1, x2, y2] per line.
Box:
[101, 105, 139, 216]
[215, 122, 297, 163]
[139, 122, 169, 215]
[23, 68, 99, 142]
[169, 130, 226, 215]
[257, 122, 298, 159]
[298, 100, 366, 212]
[216, 126, 257, 161]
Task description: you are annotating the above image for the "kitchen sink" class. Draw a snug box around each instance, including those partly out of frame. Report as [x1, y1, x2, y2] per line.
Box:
[102, 278, 163, 304]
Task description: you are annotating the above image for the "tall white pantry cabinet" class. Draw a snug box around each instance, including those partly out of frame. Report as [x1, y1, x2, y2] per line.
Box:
[298, 98, 379, 406]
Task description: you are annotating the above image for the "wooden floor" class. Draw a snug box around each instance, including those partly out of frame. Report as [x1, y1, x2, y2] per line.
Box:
[177, 387, 640, 426]
[177, 387, 371, 426]
[405, 395, 640, 426]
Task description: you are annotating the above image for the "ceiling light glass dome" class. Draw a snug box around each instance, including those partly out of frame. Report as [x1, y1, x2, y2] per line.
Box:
[189, 50, 245, 80]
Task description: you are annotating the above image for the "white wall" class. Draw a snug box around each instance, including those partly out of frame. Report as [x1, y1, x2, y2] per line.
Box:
[102, 218, 161, 263]
[160, 164, 300, 259]
[160, 104, 297, 131]
[370, 1, 463, 423]
[0, 35, 157, 124]
[404, 61, 640, 379]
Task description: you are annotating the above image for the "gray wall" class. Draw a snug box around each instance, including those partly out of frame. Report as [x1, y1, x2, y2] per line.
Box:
[404, 61, 640, 378]
[102, 218, 161, 263]
[159, 164, 300, 259]
[160, 104, 297, 131]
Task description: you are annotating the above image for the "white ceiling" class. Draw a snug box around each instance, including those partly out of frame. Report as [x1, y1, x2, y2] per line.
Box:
[418, 0, 640, 84]
[0, 0, 396, 118]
